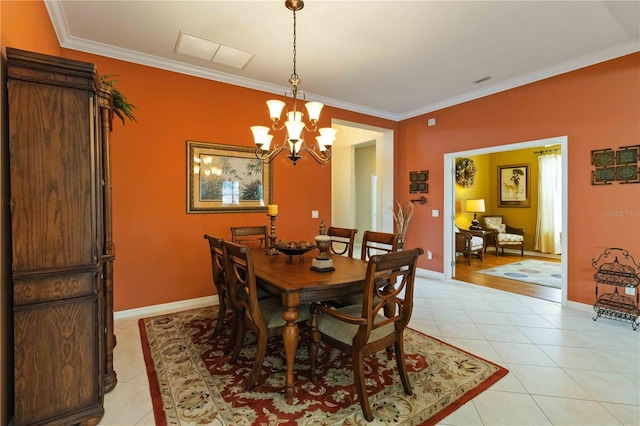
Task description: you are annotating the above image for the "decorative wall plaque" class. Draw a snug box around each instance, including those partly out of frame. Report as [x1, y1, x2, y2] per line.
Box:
[591, 145, 639, 185]
[409, 170, 428, 193]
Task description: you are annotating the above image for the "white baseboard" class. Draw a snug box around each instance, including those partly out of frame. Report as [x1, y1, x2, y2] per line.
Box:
[417, 268, 445, 280]
[114, 295, 218, 320]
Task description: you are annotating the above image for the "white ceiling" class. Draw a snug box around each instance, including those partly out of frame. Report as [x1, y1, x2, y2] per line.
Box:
[45, 1, 639, 121]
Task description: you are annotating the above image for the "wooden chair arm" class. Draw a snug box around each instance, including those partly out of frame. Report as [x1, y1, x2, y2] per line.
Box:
[505, 225, 524, 235]
[310, 302, 368, 325]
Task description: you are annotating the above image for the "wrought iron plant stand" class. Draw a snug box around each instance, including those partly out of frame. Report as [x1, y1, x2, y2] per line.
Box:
[592, 248, 640, 330]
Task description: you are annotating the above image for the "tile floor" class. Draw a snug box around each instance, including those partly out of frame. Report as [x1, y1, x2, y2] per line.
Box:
[100, 274, 640, 425]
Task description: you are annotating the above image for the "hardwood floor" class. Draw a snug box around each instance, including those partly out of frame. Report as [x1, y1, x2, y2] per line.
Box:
[454, 250, 562, 303]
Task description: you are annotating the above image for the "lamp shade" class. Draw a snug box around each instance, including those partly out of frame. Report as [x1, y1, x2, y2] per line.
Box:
[466, 199, 486, 213]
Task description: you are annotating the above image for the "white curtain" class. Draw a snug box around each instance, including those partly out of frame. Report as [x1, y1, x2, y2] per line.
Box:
[535, 154, 562, 254]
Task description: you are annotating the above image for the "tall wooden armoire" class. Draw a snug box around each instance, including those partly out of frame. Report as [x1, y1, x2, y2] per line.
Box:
[7, 48, 116, 425]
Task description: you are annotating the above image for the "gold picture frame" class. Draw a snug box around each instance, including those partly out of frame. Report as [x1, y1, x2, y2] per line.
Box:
[187, 141, 273, 213]
[498, 164, 530, 208]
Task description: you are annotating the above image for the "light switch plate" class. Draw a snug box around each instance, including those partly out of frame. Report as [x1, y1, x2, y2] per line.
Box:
[311, 210, 319, 218]
[432, 209, 439, 217]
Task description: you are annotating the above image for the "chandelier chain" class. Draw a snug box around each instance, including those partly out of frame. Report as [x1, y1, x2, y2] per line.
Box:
[291, 7, 298, 83]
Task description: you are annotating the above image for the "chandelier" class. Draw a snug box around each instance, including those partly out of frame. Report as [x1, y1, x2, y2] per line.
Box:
[251, 0, 336, 166]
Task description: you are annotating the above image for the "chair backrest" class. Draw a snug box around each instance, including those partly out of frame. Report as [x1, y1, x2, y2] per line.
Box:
[222, 241, 266, 329]
[327, 226, 358, 257]
[357, 248, 423, 344]
[203, 234, 225, 293]
[231, 226, 268, 248]
[482, 215, 505, 233]
[360, 230, 399, 260]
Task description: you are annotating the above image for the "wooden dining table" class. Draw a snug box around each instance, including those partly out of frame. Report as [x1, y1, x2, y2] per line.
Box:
[250, 248, 369, 404]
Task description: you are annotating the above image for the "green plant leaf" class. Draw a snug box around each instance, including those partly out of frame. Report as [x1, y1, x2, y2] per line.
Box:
[100, 74, 137, 125]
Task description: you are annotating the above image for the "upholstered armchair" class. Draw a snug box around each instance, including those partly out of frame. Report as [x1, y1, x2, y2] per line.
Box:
[481, 215, 524, 256]
[454, 226, 484, 264]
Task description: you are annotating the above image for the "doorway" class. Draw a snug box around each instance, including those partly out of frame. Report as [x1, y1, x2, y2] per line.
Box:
[443, 136, 568, 306]
[330, 120, 394, 242]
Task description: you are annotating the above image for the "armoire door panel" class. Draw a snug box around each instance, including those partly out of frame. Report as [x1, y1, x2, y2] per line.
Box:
[13, 270, 98, 307]
[9, 81, 97, 272]
[13, 297, 102, 425]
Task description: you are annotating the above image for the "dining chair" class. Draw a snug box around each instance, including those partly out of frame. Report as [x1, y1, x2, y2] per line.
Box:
[309, 248, 424, 421]
[360, 230, 399, 260]
[231, 226, 268, 248]
[223, 240, 312, 390]
[203, 234, 237, 351]
[327, 226, 358, 257]
[332, 230, 400, 309]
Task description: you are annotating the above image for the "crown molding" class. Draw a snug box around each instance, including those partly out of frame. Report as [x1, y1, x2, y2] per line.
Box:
[45, 1, 638, 123]
[398, 41, 640, 121]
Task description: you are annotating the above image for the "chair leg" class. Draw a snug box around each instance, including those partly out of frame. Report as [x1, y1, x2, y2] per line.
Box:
[246, 331, 268, 390]
[394, 338, 413, 396]
[353, 350, 373, 422]
[229, 319, 246, 364]
[212, 296, 226, 337]
[520, 244, 524, 256]
[309, 314, 319, 380]
[223, 307, 238, 354]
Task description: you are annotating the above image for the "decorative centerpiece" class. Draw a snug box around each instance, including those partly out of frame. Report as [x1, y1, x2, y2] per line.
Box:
[311, 219, 335, 272]
[276, 240, 316, 263]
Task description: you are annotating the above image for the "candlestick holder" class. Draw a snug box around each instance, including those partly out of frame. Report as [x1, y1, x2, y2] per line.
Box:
[266, 214, 280, 256]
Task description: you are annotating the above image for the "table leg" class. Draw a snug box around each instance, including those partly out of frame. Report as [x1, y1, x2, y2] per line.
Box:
[282, 303, 300, 404]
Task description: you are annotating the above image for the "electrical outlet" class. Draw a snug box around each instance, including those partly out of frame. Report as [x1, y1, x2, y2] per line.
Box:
[427, 250, 433, 259]
[311, 210, 318, 218]
[625, 287, 635, 296]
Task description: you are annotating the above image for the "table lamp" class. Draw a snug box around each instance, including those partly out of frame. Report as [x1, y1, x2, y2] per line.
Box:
[466, 199, 485, 230]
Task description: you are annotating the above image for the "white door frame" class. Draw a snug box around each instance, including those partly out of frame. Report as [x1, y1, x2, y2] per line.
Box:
[443, 136, 568, 305]
[331, 120, 394, 235]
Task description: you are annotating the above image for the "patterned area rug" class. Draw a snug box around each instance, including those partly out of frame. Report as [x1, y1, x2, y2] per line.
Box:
[477, 259, 562, 288]
[139, 306, 508, 425]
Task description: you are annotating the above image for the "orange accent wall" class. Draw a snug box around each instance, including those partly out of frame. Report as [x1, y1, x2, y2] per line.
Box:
[399, 53, 640, 304]
[0, 0, 60, 57]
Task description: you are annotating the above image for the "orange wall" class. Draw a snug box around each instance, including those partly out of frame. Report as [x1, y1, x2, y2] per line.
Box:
[398, 53, 640, 304]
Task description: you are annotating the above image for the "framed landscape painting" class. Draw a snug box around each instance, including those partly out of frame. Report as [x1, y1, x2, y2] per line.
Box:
[498, 163, 530, 208]
[187, 141, 272, 213]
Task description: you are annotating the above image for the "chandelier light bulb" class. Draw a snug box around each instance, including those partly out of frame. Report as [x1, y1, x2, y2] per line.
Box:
[266, 100, 285, 121]
[251, 126, 272, 148]
[305, 101, 323, 122]
[286, 110, 303, 122]
[285, 120, 304, 141]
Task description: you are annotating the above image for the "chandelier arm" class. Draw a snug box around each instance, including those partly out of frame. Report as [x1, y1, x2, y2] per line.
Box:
[302, 122, 319, 132]
[255, 145, 292, 164]
[298, 146, 332, 165]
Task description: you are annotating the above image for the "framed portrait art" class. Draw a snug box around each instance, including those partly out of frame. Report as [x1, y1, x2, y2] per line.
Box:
[498, 163, 530, 208]
[187, 141, 273, 213]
